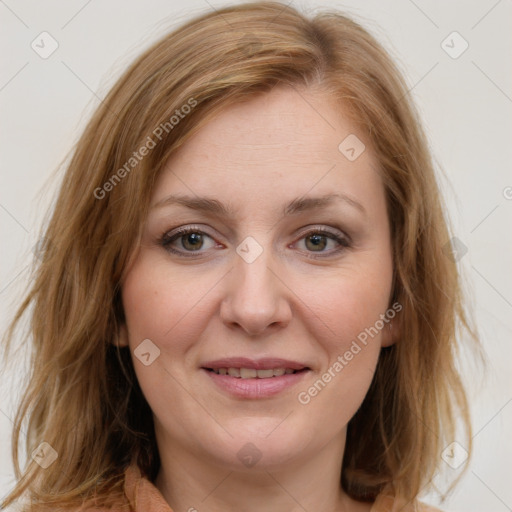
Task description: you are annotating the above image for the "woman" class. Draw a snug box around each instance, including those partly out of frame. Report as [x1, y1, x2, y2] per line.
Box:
[1, 2, 478, 511]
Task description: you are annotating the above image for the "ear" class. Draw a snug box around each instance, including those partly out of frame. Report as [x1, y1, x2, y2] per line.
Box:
[381, 317, 400, 348]
[112, 323, 130, 347]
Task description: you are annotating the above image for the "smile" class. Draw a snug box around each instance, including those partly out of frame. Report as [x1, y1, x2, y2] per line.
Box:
[206, 367, 303, 378]
[201, 360, 310, 398]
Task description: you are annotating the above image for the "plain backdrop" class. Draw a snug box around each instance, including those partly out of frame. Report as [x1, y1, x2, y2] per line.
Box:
[1, 1, 511, 511]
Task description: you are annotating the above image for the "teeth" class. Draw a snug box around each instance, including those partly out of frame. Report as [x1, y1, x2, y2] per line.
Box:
[257, 369, 274, 378]
[211, 367, 300, 378]
[240, 368, 257, 379]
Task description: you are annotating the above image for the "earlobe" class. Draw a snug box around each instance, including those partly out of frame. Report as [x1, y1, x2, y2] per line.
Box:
[381, 319, 399, 348]
[113, 324, 130, 347]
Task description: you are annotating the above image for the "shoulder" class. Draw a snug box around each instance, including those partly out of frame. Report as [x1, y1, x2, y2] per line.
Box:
[68, 491, 132, 512]
[372, 493, 444, 512]
[71, 503, 132, 512]
[72, 504, 132, 512]
[416, 503, 443, 512]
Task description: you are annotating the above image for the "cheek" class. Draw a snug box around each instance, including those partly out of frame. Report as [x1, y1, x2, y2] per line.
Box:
[296, 261, 393, 352]
[293, 278, 387, 427]
[121, 254, 215, 352]
[120, 256, 217, 430]
[291, 257, 392, 412]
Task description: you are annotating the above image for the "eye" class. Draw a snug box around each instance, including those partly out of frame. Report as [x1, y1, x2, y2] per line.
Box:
[160, 226, 218, 256]
[294, 227, 350, 256]
[159, 225, 351, 258]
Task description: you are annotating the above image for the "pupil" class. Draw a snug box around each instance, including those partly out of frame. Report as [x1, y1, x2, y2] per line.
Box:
[183, 233, 202, 250]
[306, 234, 326, 251]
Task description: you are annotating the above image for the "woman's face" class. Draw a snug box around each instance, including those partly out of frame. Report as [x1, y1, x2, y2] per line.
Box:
[120, 86, 395, 471]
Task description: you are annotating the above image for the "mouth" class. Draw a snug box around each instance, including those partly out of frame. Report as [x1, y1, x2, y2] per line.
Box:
[200, 358, 311, 398]
[203, 367, 308, 378]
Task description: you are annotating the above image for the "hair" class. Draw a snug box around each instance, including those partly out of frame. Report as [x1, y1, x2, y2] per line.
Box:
[1, 1, 479, 510]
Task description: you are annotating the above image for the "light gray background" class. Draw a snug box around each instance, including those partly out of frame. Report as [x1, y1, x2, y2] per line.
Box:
[1, 1, 511, 511]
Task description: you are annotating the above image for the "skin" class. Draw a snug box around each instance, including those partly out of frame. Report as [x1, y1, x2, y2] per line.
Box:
[118, 85, 398, 512]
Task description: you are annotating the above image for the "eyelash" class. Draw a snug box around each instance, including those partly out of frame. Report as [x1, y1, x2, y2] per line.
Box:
[159, 225, 351, 259]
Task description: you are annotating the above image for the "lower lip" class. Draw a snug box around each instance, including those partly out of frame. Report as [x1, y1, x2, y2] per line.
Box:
[202, 368, 309, 399]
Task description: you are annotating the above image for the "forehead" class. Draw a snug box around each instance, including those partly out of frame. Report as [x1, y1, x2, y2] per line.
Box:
[152, 86, 383, 213]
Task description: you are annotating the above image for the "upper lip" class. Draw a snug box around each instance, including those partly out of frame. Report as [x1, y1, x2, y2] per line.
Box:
[201, 357, 309, 371]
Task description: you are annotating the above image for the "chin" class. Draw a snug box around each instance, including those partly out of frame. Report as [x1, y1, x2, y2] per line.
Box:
[206, 418, 316, 470]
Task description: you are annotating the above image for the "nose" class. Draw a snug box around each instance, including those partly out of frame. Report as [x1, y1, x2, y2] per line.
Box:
[219, 245, 292, 337]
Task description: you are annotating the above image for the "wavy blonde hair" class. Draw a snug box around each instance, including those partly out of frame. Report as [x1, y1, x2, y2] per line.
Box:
[2, 1, 478, 510]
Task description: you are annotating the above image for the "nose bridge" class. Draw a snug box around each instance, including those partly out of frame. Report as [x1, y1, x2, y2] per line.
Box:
[220, 235, 290, 335]
[233, 239, 277, 306]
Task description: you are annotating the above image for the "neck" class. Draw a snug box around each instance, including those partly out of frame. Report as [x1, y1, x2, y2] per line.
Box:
[154, 429, 370, 512]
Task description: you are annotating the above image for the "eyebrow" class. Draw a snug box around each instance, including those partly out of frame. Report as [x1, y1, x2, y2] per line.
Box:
[152, 192, 366, 218]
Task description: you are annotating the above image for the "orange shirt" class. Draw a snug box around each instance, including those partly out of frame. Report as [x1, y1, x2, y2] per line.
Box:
[84, 463, 442, 512]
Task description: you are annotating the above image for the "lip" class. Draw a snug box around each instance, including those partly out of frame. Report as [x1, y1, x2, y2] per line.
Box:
[200, 357, 311, 399]
[201, 357, 308, 371]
